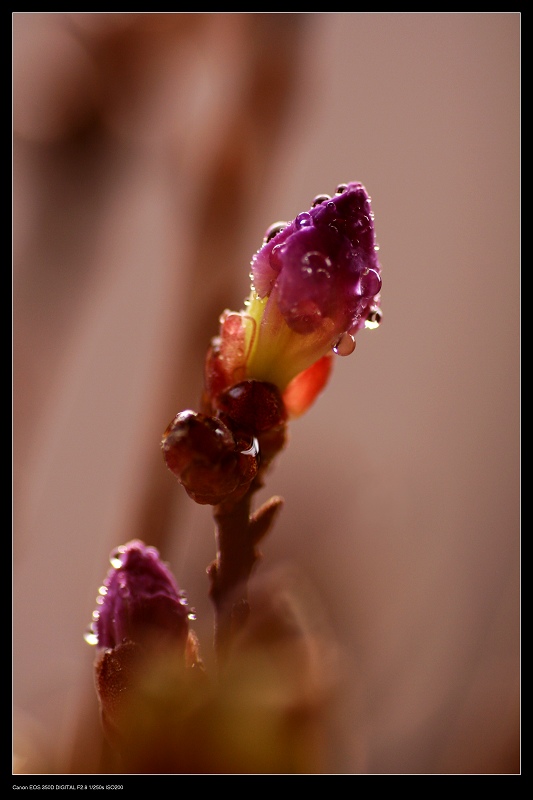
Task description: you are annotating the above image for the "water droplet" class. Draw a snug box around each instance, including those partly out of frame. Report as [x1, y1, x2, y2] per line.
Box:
[263, 221, 287, 244]
[187, 610, 197, 621]
[295, 211, 312, 229]
[92, 610, 100, 621]
[311, 193, 330, 206]
[335, 183, 348, 194]
[83, 625, 99, 646]
[240, 436, 259, 457]
[360, 268, 382, 298]
[302, 250, 332, 273]
[109, 547, 125, 568]
[365, 306, 382, 330]
[98, 585, 108, 596]
[333, 332, 356, 356]
[269, 243, 285, 272]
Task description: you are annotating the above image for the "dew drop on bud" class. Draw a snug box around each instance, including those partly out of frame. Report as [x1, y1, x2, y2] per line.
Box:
[83, 624, 99, 646]
[109, 548, 125, 569]
[295, 211, 312, 229]
[333, 332, 356, 356]
[240, 436, 259, 457]
[365, 306, 382, 330]
[360, 267, 382, 298]
[263, 221, 288, 244]
[311, 193, 331, 206]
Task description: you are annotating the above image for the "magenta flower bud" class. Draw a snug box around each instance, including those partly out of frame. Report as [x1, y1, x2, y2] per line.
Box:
[203, 182, 382, 417]
[251, 182, 381, 336]
[87, 540, 190, 651]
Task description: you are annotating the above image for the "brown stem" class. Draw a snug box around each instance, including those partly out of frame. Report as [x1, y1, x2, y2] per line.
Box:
[208, 488, 283, 662]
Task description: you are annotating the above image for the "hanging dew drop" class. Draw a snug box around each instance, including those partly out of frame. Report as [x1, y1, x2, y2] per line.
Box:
[333, 332, 356, 356]
[109, 548, 125, 568]
[365, 306, 382, 330]
[83, 625, 99, 646]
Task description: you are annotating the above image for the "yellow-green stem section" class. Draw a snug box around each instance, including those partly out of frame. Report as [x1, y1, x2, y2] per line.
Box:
[242, 291, 336, 391]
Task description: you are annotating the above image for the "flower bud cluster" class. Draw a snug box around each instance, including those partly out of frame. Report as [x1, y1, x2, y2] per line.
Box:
[162, 381, 287, 506]
[203, 182, 382, 418]
[162, 181, 382, 504]
[88, 541, 329, 773]
[161, 408, 258, 505]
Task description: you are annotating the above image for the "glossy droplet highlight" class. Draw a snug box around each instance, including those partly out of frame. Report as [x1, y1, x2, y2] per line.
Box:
[360, 268, 382, 298]
[269, 243, 285, 273]
[333, 331, 356, 356]
[240, 436, 259, 457]
[83, 624, 99, 646]
[311, 193, 330, 206]
[263, 221, 287, 244]
[295, 211, 312, 229]
[365, 306, 382, 330]
[109, 547, 126, 569]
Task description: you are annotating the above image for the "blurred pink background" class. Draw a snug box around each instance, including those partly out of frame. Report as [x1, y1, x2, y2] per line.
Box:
[13, 13, 520, 774]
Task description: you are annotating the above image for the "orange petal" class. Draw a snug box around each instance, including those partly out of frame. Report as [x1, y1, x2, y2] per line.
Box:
[282, 354, 333, 418]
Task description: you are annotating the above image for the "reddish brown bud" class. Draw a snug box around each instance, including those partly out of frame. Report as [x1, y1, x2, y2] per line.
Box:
[161, 410, 258, 505]
[216, 380, 287, 436]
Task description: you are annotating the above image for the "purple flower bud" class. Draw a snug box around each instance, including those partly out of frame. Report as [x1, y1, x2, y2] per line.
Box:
[88, 540, 190, 651]
[203, 182, 382, 417]
[251, 182, 382, 337]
